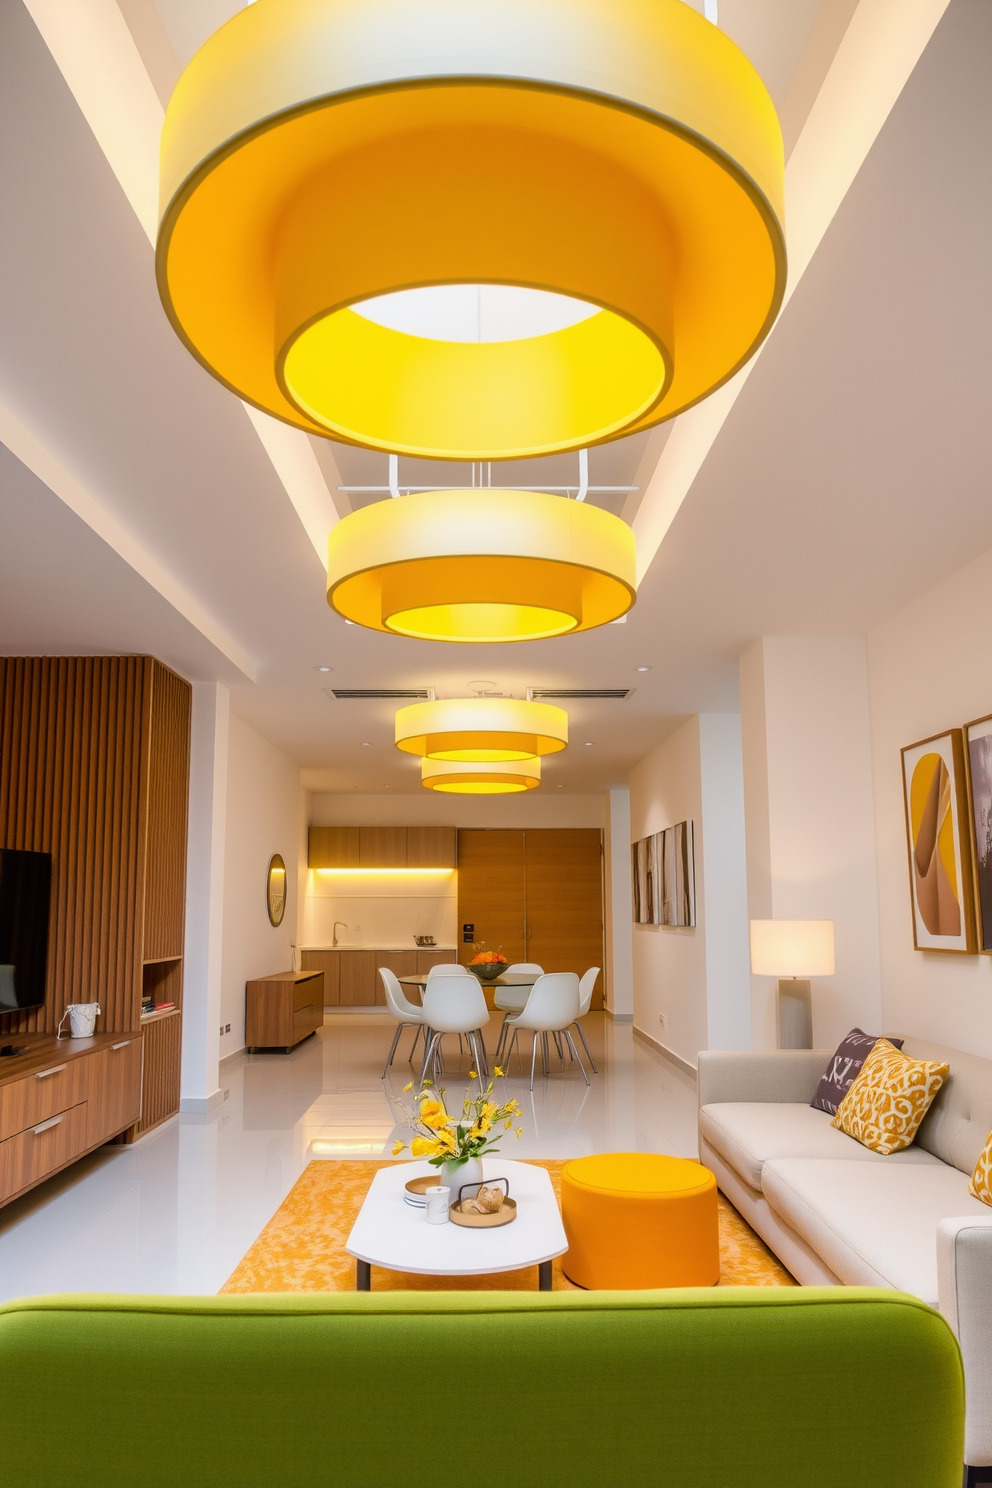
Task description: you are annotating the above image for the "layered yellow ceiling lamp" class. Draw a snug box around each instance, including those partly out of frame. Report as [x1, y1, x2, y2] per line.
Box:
[156, 0, 786, 462]
[396, 698, 566, 764]
[421, 757, 541, 794]
[326, 487, 635, 642]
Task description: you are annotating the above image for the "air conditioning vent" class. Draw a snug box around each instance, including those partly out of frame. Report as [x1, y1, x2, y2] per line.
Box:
[329, 688, 435, 700]
[527, 688, 631, 700]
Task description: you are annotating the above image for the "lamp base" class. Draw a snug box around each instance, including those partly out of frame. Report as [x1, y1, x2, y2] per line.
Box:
[777, 979, 812, 1050]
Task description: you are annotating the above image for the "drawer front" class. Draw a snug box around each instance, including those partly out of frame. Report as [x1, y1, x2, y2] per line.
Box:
[0, 1102, 90, 1202]
[293, 975, 322, 1011]
[0, 1058, 88, 1140]
[293, 1003, 322, 1042]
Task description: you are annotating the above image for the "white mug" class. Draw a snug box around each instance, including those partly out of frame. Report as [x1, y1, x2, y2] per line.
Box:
[424, 1185, 450, 1224]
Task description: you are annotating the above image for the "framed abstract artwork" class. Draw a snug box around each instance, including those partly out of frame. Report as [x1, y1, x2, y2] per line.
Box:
[901, 730, 976, 953]
[631, 822, 695, 928]
[964, 714, 992, 953]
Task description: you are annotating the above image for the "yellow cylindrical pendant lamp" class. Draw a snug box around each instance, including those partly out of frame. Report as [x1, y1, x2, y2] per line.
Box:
[157, 0, 785, 460]
[327, 490, 635, 643]
[421, 757, 541, 794]
[396, 699, 567, 763]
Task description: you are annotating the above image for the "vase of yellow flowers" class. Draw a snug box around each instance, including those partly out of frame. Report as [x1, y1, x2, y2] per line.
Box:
[392, 1070, 523, 1205]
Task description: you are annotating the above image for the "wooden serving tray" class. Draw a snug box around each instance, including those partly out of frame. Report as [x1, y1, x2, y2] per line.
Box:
[449, 1198, 517, 1229]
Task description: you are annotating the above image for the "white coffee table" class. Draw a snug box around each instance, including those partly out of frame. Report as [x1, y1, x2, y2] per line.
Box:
[346, 1158, 567, 1291]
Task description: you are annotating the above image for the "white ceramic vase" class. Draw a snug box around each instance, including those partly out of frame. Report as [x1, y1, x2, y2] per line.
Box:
[442, 1157, 483, 1208]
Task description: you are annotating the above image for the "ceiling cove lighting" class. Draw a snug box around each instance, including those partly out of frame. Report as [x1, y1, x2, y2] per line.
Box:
[326, 489, 635, 642]
[421, 756, 541, 794]
[156, 0, 786, 461]
[395, 698, 567, 763]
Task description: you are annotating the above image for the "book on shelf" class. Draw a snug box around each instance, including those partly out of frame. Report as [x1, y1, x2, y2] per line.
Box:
[154, 1001, 176, 1012]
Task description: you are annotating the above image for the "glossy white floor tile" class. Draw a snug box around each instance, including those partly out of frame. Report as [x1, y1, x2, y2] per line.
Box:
[0, 1013, 697, 1301]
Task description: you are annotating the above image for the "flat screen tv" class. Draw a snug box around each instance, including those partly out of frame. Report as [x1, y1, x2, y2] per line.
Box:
[0, 849, 52, 1014]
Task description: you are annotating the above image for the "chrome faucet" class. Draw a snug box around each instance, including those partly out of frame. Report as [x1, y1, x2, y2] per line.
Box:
[332, 921, 348, 947]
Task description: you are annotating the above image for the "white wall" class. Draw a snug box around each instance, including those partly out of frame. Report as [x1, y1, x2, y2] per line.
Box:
[629, 716, 751, 1068]
[308, 793, 605, 828]
[219, 716, 303, 1056]
[303, 869, 458, 949]
[867, 545, 992, 1055]
[603, 789, 633, 1017]
[740, 637, 883, 1049]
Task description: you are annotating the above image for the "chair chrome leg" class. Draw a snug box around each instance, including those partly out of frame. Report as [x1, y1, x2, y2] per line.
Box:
[505, 1029, 518, 1070]
[564, 1030, 590, 1086]
[530, 1032, 539, 1091]
[575, 1020, 598, 1074]
[421, 1031, 441, 1085]
[475, 1030, 489, 1077]
[553, 1031, 564, 1061]
[407, 1024, 423, 1065]
[381, 1023, 403, 1079]
[541, 1031, 550, 1075]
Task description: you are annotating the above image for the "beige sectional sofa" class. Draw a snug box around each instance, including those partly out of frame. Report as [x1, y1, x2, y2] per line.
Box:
[698, 1039, 992, 1474]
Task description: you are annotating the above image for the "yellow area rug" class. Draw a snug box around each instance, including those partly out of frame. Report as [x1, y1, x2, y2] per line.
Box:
[222, 1160, 795, 1294]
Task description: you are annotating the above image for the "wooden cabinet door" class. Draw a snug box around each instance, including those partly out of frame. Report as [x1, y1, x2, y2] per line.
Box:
[416, 950, 457, 974]
[338, 951, 377, 1006]
[309, 826, 361, 868]
[359, 827, 407, 866]
[84, 1039, 142, 1147]
[379, 951, 417, 1005]
[301, 950, 340, 1005]
[524, 830, 605, 1007]
[406, 826, 456, 867]
[456, 830, 526, 967]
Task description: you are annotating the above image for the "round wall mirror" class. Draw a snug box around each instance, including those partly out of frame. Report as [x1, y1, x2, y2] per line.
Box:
[266, 853, 287, 926]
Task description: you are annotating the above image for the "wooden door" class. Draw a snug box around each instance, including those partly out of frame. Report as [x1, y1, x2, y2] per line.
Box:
[338, 951, 377, 1006]
[524, 830, 604, 1007]
[359, 827, 407, 867]
[456, 831, 526, 966]
[406, 826, 456, 867]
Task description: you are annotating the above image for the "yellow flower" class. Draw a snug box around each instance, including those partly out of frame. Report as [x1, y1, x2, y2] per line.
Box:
[419, 1099, 449, 1131]
[391, 1140, 406, 1156]
[505, 1119, 513, 1130]
[402, 1082, 413, 1093]
[494, 1066, 505, 1078]
[516, 1127, 524, 1138]
[468, 1070, 477, 1079]
[468, 1125, 485, 1141]
[411, 1136, 438, 1157]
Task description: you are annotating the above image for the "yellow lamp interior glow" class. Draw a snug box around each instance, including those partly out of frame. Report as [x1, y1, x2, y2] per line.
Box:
[396, 698, 567, 763]
[157, 0, 785, 460]
[421, 756, 541, 794]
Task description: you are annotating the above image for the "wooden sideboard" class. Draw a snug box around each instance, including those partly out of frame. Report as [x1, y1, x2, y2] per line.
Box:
[301, 948, 456, 1006]
[0, 1032, 142, 1207]
[245, 971, 324, 1052]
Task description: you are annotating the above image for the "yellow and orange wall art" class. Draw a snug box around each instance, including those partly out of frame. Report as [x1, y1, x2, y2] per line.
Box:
[902, 730, 976, 954]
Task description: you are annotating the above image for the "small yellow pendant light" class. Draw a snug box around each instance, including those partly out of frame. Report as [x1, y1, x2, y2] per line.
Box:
[327, 489, 634, 642]
[396, 699, 567, 763]
[157, 0, 785, 461]
[421, 757, 541, 794]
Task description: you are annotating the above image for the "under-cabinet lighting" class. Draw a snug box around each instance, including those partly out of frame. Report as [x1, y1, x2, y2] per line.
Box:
[312, 867, 454, 876]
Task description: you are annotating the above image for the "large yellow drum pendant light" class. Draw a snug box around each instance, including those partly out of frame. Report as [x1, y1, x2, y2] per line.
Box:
[327, 489, 634, 642]
[396, 699, 567, 763]
[157, 0, 786, 461]
[422, 757, 541, 794]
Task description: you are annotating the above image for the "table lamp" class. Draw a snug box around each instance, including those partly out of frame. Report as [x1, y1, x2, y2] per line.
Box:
[749, 920, 835, 1049]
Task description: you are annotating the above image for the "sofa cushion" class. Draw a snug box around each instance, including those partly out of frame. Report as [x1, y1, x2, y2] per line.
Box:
[833, 1040, 948, 1155]
[762, 1157, 990, 1306]
[699, 1102, 942, 1192]
[904, 1037, 992, 1175]
[810, 1028, 904, 1115]
[968, 1125, 992, 1206]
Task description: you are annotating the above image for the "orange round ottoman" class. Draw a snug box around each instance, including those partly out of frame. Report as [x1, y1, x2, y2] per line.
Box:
[561, 1153, 719, 1289]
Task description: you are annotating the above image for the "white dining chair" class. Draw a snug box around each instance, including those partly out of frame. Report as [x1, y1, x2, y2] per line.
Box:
[420, 978, 490, 1085]
[378, 968, 429, 1079]
[502, 973, 588, 1090]
[427, 962, 475, 977]
[572, 967, 600, 1073]
[493, 963, 544, 1065]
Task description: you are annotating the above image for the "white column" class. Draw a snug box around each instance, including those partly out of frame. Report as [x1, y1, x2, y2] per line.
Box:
[603, 788, 633, 1018]
[698, 714, 751, 1049]
[181, 682, 230, 1112]
[739, 638, 883, 1048]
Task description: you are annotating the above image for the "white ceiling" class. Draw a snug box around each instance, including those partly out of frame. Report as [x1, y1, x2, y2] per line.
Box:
[1, 0, 988, 794]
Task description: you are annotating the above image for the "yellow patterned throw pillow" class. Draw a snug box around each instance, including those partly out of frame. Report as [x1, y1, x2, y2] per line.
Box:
[832, 1038, 948, 1155]
[969, 1130, 992, 1206]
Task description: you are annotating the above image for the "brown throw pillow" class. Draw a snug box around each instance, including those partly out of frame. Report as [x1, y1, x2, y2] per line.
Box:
[811, 1028, 904, 1116]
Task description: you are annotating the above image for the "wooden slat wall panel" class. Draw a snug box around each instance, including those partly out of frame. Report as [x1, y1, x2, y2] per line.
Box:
[142, 661, 192, 963]
[524, 829, 605, 1008]
[0, 658, 151, 1036]
[135, 1012, 182, 1135]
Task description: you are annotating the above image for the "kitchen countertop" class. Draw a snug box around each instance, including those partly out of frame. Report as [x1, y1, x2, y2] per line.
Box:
[301, 944, 457, 952]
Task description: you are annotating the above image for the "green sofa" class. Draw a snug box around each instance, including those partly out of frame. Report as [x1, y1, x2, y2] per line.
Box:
[0, 1288, 963, 1486]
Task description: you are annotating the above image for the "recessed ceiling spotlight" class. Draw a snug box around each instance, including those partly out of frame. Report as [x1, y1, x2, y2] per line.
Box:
[344, 619, 355, 626]
[584, 741, 594, 747]
[360, 741, 372, 747]
[315, 665, 333, 672]
[635, 665, 650, 673]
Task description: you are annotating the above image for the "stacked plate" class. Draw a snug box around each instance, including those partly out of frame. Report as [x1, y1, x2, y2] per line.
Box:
[404, 1175, 435, 1210]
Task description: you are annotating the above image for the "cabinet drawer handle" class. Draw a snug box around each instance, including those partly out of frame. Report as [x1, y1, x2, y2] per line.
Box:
[33, 1115, 63, 1135]
[34, 1065, 67, 1080]
[112, 1041, 130, 1051]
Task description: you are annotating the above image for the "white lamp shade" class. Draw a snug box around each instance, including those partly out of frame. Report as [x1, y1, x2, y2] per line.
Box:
[749, 920, 835, 977]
